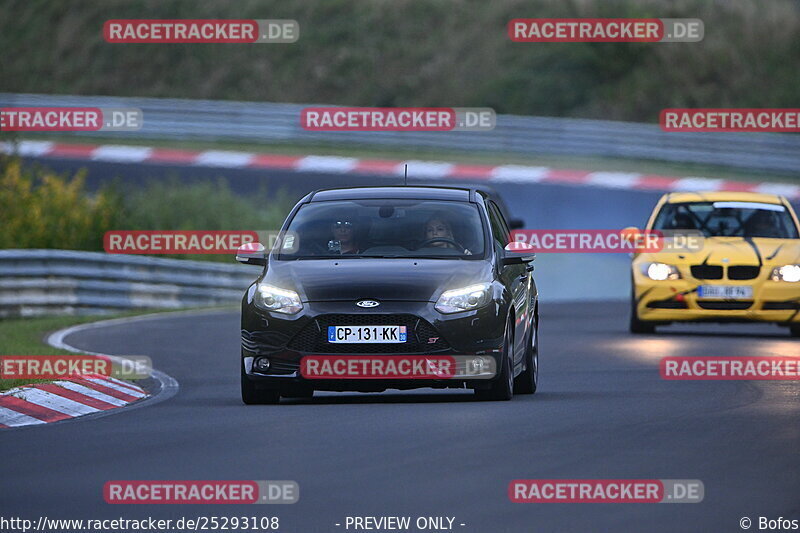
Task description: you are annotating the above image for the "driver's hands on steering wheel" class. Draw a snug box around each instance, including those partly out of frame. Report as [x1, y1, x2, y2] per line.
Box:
[418, 237, 472, 254]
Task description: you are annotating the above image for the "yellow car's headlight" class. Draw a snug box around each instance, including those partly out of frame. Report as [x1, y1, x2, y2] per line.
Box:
[642, 262, 681, 281]
[771, 265, 800, 283]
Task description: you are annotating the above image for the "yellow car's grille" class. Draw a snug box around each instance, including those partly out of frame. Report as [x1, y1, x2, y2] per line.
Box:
[728, 266, 761, 280]
[689, 265, 761, 280]
[690, 265, 723, 279]
[697, 301, 753, 310]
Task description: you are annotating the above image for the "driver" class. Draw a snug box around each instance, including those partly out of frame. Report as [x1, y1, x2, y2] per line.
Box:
[423, 215, 472, 255]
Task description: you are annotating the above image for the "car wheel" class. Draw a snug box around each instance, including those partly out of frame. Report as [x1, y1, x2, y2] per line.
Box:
[475, 318, 514, 401]
[790, 325, 800, 338]
[241, 362, 281, 405]
[629, 290, 656, 334]
[514, 312, 538, 395]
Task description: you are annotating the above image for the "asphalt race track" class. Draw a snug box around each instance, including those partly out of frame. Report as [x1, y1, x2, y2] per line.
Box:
[2, 303, 799, 532]
[3, 159, 799, 532]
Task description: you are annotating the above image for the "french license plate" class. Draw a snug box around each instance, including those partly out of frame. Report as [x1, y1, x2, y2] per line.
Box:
[328, 325, 407, 343]
[698, 285, 753, 299]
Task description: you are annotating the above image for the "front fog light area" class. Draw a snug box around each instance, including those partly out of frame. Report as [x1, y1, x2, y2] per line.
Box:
[643, 262, 681, 281]
[435, 283, 492, 313]
[771, 265, 800, 282]
[254, 357, 271, 371]
[469, 357, 488, 374]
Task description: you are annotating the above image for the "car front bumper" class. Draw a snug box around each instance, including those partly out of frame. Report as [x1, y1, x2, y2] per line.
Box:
[633, 271, 800, 324]
[241, 300, 507, 391]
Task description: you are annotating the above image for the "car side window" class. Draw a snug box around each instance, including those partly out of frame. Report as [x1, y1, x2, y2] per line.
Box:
[487, 202, 509, 247]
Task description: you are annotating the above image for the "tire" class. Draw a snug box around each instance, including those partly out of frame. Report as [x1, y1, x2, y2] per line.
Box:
[241, 362, 281, 405]
[790, 325, 800, 338]
[475, 318, 514, 401]
[514, 311, 538, 395]
[629, 291, 656, 334]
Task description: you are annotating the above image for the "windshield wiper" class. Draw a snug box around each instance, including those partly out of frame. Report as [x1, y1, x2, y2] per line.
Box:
[357, 254, 471, 259]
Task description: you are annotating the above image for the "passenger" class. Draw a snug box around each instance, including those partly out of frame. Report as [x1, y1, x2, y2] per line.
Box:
[329, 219, 362, 254]
[744, 211, 778, 238]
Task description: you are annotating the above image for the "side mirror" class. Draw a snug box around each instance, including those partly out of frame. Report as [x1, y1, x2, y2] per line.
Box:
[622, 226, 641, 236]
[621, 226, 643, 256]
[502, 242, 536, 265]
[509, 218, 525, 230]
[236, 242, 267, 266]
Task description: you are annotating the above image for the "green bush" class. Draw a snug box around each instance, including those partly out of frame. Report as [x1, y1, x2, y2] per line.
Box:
[0, 157, 123, 250]
[0, 157, 293, 261]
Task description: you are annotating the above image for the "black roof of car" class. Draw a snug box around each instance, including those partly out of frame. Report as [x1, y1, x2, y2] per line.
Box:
[305, 185, 516, 224]
[309, 186, 472, 202]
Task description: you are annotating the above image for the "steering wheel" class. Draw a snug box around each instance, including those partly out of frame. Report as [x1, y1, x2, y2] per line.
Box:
[417, 237, 465, 250]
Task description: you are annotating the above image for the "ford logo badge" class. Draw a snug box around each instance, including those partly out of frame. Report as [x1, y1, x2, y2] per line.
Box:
[356, 300, 380, 308]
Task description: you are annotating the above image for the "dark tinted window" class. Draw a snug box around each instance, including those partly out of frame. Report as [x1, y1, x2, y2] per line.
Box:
[653, 201, 799, 239]
[487, 202, 510, 247]
[278, 199, 486, 259]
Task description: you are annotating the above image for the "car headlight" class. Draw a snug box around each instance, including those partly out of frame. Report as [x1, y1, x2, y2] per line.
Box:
[642, 262, 681, 281]
[254, 283, 303, 314]
[771, 265, 800, 283]
[435, 283, 492, 313]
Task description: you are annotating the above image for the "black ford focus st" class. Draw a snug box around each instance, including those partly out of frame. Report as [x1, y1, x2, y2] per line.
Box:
[236, 186, 538, 404]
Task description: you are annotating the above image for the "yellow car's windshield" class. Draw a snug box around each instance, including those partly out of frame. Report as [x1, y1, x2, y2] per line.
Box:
[653, 201, 800, 239]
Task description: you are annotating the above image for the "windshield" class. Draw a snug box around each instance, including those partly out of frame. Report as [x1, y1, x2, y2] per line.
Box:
[653, 201, 800, 239]
[276, 199, 486, 259]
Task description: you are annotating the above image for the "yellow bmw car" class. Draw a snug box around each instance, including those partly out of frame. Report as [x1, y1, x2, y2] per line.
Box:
[630, 191, 800, 336]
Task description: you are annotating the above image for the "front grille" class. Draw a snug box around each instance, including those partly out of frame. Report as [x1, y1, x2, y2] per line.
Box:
[647, 300, 688, 309]
[728, 266, 761, 280]
[763, 301, 800, 310]
[697, 301, 753, 310]
[691, 265, 723, 280]
[287, 314, 450, 354]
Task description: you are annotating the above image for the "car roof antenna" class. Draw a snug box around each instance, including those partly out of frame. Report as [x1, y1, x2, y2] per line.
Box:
[404, 164, 408, 186]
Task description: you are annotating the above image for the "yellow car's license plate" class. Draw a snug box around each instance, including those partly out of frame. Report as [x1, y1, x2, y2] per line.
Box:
[698, 286, 753, 299]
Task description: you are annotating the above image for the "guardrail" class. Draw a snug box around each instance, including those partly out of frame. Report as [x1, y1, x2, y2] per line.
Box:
[1, 93, 799, 174]
[0, 250, 259, 317]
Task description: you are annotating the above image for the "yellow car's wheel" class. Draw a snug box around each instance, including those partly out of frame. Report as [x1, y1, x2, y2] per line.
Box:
[790, 325, 800, 338]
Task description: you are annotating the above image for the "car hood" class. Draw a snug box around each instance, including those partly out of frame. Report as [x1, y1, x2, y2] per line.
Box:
[638, 237, 800, 266]
[262, 258, 493, 302]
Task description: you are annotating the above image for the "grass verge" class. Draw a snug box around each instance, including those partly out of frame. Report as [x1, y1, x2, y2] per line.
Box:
[0, 307, 232, 392]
